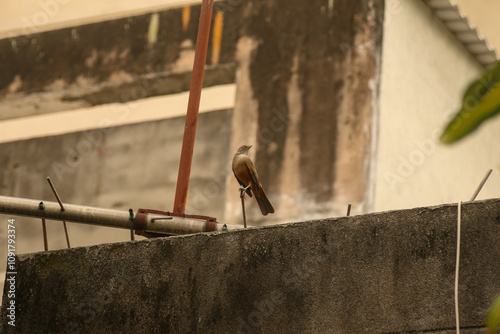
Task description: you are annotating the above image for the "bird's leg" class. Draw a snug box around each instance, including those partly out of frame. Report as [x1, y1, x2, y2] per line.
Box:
[239, 185, 251, 198]
[239, 186, 250, 228]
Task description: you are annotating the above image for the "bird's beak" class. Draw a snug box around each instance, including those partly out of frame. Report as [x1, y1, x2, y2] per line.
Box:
[249, 145, 253, 149]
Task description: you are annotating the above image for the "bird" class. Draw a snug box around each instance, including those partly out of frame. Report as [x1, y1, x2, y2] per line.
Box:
[232, 145, 275, 216]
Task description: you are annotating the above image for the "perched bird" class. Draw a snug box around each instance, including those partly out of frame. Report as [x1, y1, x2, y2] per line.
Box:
[232, 145, 275, 216]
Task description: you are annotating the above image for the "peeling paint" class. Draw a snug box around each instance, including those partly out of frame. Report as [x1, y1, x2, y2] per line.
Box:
[147, 13, 160, 47]
[0, 4, 235, 96]
[211, 10, 224, 65]
[10, 39, 18, 53]
[75, 75, 97, 86]
[71, 28, 79, 40]
[102, 49, 119, 65]
[108, 70, 133, 82]
[174, 39, 195, 69]
[182, 6, 191, 33]
[46, 79, 67, 90]
[85, 49, 98, 67]
[7, 75, 22, 93]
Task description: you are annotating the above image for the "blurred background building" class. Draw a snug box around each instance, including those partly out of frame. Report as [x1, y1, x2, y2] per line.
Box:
[1, 0, 499, 292]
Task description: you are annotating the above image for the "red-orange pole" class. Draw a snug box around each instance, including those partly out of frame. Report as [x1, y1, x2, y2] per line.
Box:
[173, 0, 214, 214]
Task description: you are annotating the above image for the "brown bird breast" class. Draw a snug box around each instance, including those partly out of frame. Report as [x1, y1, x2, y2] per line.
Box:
[232, 154, 253, 186]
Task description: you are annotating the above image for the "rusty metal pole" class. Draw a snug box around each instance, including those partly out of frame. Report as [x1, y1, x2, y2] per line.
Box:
[173, 0, 214, 214]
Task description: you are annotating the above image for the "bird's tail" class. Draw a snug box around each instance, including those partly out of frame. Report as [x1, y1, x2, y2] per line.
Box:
[255, 185, 275, 216]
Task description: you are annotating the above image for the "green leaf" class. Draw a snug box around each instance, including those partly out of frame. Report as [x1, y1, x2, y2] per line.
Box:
[487, 295, 500, 334]
[440, 60, 500, 144]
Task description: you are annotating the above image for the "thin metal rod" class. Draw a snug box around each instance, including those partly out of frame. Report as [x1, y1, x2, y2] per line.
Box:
[346, 203, 352, 216]
[62, 221, 71, 248]
[173, 0, 214, 214]
[470, 169, 493, 201]
[41, 218, 48, 251]
[46, 176, 65, 211]
[240, 187, 248, 228]
[47, 176, 71, 248]
[455, 201, 462, 333]
[0, 195, 241, 235]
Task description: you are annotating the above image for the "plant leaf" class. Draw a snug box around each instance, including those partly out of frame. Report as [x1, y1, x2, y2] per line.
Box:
[440, 61, 500, 144]
[487, 295, 500, 334]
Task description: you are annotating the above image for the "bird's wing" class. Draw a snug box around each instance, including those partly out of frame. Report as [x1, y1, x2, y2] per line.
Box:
[246, 162, 261, 197]
[232, 169, 253, 197]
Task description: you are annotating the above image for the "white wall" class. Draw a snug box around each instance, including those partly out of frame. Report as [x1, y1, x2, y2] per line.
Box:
[454, 0, 500, 53]
[374, 0, 500, 212]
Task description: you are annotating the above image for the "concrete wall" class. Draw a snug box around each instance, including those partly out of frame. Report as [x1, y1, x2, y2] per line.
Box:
[224, 0, 383, 223]
[374, 0, 500, 212]
[2, 198, 500, 333]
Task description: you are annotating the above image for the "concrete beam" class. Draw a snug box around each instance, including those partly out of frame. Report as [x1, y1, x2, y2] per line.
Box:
[0, 4, 238, 119]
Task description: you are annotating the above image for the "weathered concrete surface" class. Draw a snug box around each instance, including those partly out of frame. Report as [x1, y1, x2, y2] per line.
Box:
[0, 4, 238, 119]
[1, 0, 384, 223]
[0, 109, 232, 216]
[0, 5, 228, 96]
[0, 109, 233, 288]
[226, 0, 384, 223]
[2, 199, 499, 333]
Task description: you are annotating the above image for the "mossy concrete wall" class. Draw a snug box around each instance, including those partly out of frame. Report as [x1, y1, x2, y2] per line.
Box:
[2, 198, 500, 333]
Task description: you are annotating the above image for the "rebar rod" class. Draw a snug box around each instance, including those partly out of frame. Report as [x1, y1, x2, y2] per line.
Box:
[470, 168, 492, 201]
[46, 176, 71, 248]
[41, 218, 48, 251]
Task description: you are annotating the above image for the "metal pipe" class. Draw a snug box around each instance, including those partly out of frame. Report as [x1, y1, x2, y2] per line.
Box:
[173, 0, 214, 214]
[1, 195, 134, 229]
[0, 195, 240, 235]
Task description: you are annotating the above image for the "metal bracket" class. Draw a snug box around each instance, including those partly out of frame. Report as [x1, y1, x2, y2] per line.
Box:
[134, 208, 218, 238]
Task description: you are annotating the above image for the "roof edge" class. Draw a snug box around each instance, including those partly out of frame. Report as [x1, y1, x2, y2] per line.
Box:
[423, 0, 498, 68]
